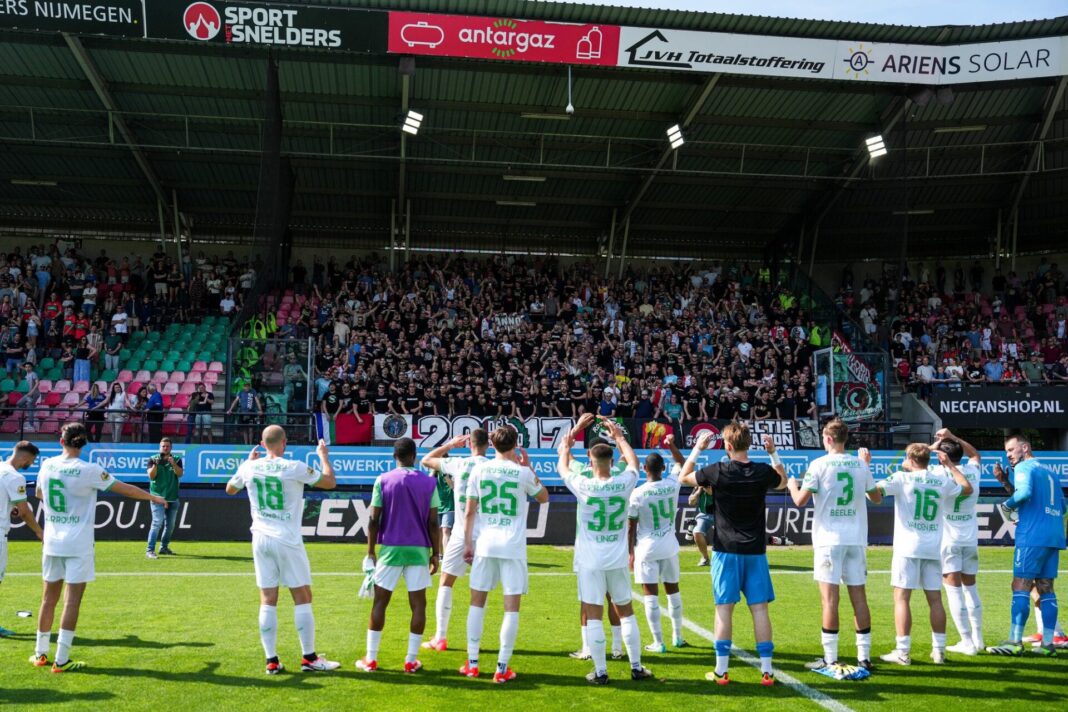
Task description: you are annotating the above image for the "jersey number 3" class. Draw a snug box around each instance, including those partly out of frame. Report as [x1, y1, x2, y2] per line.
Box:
[589, 496, 627, 532]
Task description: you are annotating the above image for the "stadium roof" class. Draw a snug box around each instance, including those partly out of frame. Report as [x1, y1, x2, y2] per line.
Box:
[1, 0, 1067, 261]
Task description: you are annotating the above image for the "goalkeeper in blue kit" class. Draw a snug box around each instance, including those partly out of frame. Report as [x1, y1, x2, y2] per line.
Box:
[987, 434, 1066, 657]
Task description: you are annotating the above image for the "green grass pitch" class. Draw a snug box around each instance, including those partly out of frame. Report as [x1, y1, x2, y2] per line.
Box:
[0, 542, 1062, 710]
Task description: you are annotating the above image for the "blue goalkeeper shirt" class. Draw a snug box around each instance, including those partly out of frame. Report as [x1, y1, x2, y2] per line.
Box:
[1005, 458, 1066, 550]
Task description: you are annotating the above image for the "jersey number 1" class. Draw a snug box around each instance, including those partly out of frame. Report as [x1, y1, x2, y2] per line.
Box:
[649, 498, 675, 529]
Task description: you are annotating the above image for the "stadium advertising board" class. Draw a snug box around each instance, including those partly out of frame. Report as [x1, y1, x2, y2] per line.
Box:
[144, 1, 386, 50]
[387, 11, 620, 65]
[4, 442, 1065, 490]
[4, 490, 1021, 546]
[932, 387, 1068, 428]
[0, 0, 146, 36]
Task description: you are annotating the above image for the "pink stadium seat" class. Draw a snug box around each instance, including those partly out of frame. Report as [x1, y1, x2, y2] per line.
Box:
[162, 394, 174, 409]
[151, 371, 169, 384]
[37, 380, 53, 394]
[191, 361, 208, 373]
[162, 382, 180, 396]
[162, 413, 186, 437]
[208, 361, 224, 373]
[43, 392, 62, 407]
[128, 381, 143, 395]
[53, 380, 71, 394]
[185, 371, 203, 384]
[72, 381, 90, 395]
[117, 370, 134, 383]
[61, 392, 82, 407]
[276, 317, 287, 326]
[135, 370, 151, 382]
[36, 419, 59, 435]
[173, 394, 191, 409]
[168, 371, 185, 383]
[179, 381, 197, 395]
[0, 415, 19, 433]
[94, 380, 108, 393]
[7, 392, 23, 406]
[202, 372, 219, 386]
[49, 408, 70, 424]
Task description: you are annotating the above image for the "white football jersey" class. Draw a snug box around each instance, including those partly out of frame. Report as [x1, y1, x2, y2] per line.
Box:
[563, 466, 638, 571]
[932, 459, 981, 546]
[801, 452, 877, 547]
[0, 462, 29, 537]
[878, 468, 962, 560]
[466, 459, 543, 560]
[440, 454, 489, 535]
[228, 457, 321, 547]
[37, 455, 115, 557]
[628, 474, 681, 561]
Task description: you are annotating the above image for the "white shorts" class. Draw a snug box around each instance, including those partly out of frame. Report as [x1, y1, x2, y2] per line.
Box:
[577, 567, 632, 605]
[813, 545, 868, 586]
[374, 561, 431, 593]
[891, 554, 941, 591]
[633, 553, 681, 585]
[941, 544, 979, 576]
[440, 530, 468, 578]
[42, 552, 95, 584]
[470, 556, 528, 595]
[252, 533, 312, 589]
[0, 538, 7, 582]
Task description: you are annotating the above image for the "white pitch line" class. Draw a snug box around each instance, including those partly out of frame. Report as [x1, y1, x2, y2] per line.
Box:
[665, 604, 855, 712]
[1, 568, 1015, 578]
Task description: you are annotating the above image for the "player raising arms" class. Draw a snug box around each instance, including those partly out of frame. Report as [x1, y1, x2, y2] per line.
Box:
[459, 427, 548, 683]
[32, 422, 167, 672]
[876, 443, 972, 665]
[225, 426, 340, 675]
[558, 416, 653, 685]
[786, 419, 881, 677]
[1, 441, 44, 638]
[679, 423, 786, 687]
[420, 430, 490, 652]
[628, 433, 687, 653]
[930, 429, 984, 655]
[987, 433, 1065, 657]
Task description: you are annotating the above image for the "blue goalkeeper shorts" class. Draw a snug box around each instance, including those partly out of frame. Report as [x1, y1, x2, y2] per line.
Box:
[712, 551, 775, 606]
[1013, 546, 1060, 580]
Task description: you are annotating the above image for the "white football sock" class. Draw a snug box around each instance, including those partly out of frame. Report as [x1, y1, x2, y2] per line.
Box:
[434, 585, 453, 642]
[896, 635, 911, 653]
[587, 620, 607, 675]
[406, 632, 421, 664]
[642, 595, 664, 646]
[944, 585, 972, 644]
[620, 615, 642, 669]
[1034, 604, 1043, 634]
[666, 592, 684, 641]
[821, 630, 839, 663]
[498, 611, 519, 671]
[856, 631, 872, 662]
[35, 630, 50, 657]
[293, 603, 316, 657]
[580, 623, 589, 653]
[611, 625, 622, 654]
[962, 584, 983, 644]
[366, 629, 381, 661]
[55, 628, 75, 666]
[258, 605, 278, 659]
[932, 632, 946, 651]
[467, 605, 486, 666]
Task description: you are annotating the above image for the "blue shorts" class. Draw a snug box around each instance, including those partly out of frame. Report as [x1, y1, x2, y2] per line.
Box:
[712, 551, 775, 606]
[439, 511, 455, 529]
[1013, 546, 1060, 580]
[695, 513, 714, 537]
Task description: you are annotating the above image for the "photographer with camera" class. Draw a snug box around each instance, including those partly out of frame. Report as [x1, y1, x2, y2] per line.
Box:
[146, 437, 184, 559]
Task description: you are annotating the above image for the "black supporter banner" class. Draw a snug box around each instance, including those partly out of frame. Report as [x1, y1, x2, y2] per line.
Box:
[0, 0, 146, 36]
[932, 386, 1068, 428]
[7, 492, 1021, 546]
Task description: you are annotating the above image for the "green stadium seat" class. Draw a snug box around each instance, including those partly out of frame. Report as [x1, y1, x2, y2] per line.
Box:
[149, 350, 165, 362]
[38, 357, 55, 371]
[146, 332, 161, 342]
[143, 360, 159, 372]
[100, 369, 117, 383]
[161, 360, 177, 372]
[177, 360, 193, 373]
[0, 379, 14, 392]
[119, 349, 132, 361]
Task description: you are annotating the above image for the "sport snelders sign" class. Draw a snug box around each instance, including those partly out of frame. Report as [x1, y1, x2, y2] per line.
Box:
[932, 387, 1068, 427]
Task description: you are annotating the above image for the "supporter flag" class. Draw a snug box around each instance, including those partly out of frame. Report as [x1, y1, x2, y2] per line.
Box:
[315, 413, 372, 445]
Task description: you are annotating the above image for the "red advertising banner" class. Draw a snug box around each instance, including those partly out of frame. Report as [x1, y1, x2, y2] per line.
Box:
[388, 11, 620, 65]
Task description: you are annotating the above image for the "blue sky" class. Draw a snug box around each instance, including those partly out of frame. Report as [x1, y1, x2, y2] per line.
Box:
[538, 1, 1067, 25]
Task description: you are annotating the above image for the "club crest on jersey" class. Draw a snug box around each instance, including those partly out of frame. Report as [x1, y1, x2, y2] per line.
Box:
[101, 471, 110, 481]
[17, 484, 26, 494]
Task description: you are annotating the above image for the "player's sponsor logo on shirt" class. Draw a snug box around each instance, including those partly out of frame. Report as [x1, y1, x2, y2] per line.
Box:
[16, 484, 25, 494]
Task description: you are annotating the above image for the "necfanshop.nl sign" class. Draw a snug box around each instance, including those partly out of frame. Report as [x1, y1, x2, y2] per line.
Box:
[932, 387, 1068, 428]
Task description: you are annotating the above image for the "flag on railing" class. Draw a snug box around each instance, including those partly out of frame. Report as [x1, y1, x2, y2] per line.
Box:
[315, 412, 372, 445]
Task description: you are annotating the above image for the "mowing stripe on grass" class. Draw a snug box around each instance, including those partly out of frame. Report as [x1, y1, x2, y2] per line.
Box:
[669, 605, 856, 712]
[1, 569, 1015, 578]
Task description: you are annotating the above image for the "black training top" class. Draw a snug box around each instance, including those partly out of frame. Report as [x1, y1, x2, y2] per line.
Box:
[694, 459, 781, 555]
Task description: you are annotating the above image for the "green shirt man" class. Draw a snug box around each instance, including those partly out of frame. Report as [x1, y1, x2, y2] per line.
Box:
[146, 438, 183, 557]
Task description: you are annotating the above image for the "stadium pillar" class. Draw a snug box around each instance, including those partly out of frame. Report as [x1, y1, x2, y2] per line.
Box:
[157, 197, 167, 253]
[604, 208, 617, 278]
[1011, 208, 1019, 271]
[389, 199, 397, 273]
[404, 199, 411, 263]
[807, 224, 819, 275]
[617, 216, 630, 279]
[995, 209, 1002, 269]
[172, 188, 184, 267]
